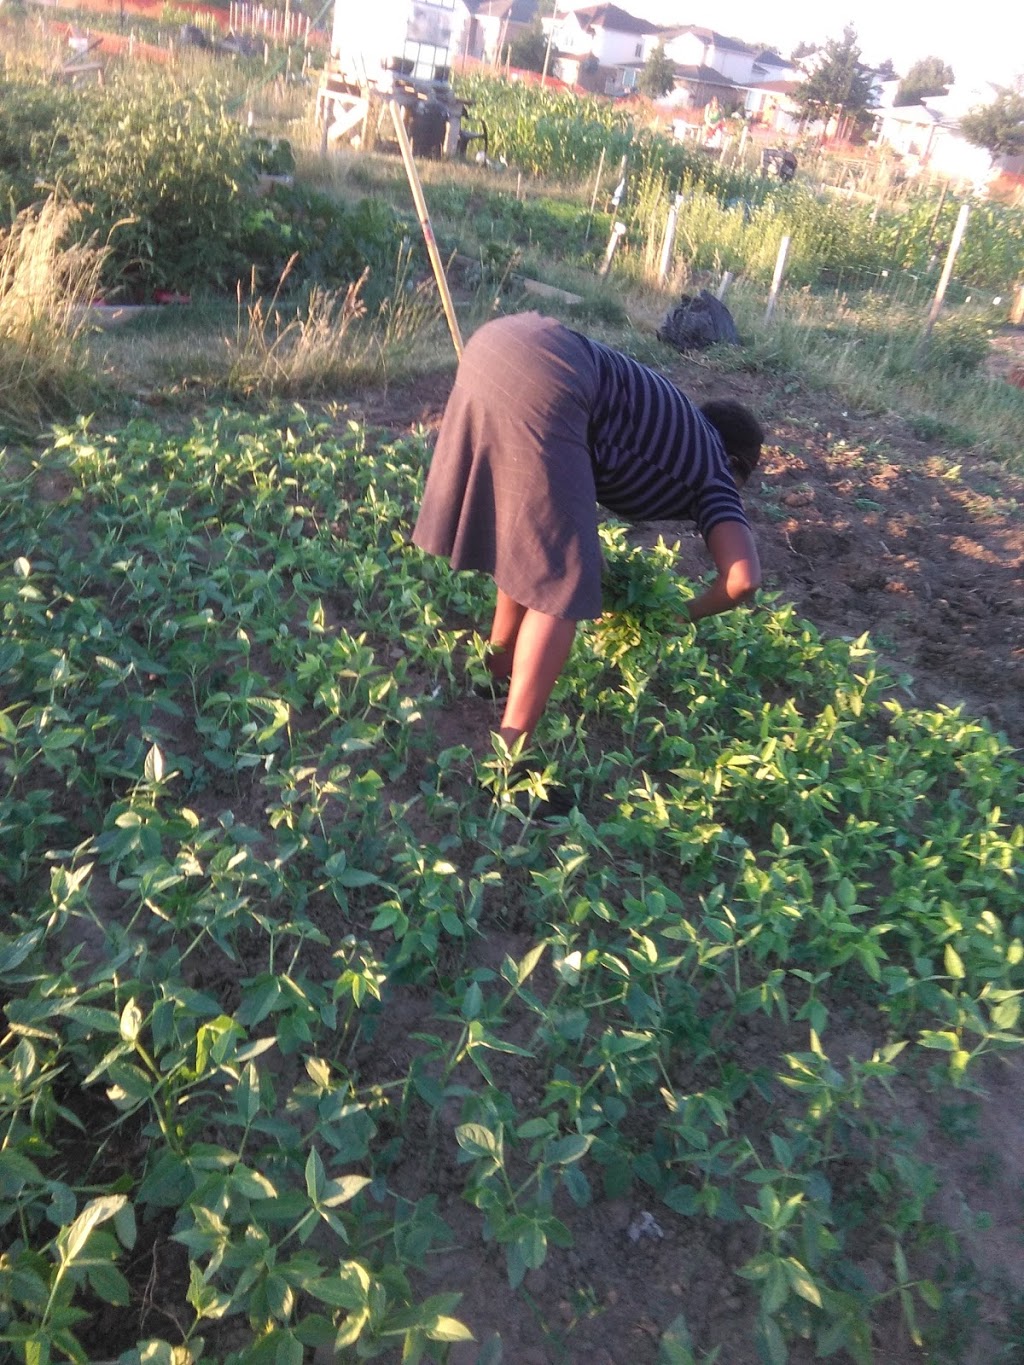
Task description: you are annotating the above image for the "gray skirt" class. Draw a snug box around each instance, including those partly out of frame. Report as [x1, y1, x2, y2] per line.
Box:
[412, 312, 604, 620]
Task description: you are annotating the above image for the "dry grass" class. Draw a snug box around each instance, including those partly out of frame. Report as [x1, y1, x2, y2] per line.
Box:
[224, 250, 445, 399]
[0, 194, 108, 438]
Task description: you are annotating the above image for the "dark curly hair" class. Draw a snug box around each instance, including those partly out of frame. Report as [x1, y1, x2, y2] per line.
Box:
[700, 400, 764, 484]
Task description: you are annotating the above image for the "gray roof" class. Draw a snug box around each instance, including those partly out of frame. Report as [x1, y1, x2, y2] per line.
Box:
[468, 0, 537, 17]
[669, 63, 739, 88]
[570, 4, 663, 36]
[661, 25, 756, 54]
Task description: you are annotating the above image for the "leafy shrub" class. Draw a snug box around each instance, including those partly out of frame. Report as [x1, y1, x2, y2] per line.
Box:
[58, 74, 255, 298]
[240, 187, 416, 304]
[0, 79, 75, 217]
[247, 135, 296, 177]
[923, 314, 993, 374]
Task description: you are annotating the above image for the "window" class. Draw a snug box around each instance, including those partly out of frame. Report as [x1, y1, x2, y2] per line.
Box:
[634, 42, 643, 58]
[402, 41, 451, 80]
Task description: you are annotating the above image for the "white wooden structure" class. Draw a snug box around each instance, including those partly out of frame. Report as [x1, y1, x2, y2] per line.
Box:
[318, 0, 476, 155]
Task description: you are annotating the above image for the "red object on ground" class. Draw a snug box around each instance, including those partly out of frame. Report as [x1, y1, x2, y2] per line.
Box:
[152, 290, 192, 305]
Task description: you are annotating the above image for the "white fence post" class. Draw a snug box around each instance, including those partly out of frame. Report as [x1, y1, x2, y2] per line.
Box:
[764, 235, 791, 322]
[922, 202, 971, 340]
[658, 194, 683, 285]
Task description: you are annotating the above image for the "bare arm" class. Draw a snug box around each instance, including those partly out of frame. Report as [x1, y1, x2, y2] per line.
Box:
[682, 520, 761, 623]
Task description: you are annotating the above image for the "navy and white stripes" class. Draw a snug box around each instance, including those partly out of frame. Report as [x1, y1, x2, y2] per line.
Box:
[577, 333, 750, 540]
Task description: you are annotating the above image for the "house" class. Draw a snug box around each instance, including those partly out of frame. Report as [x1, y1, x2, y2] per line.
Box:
[462, 0, 539, 65]
[650, 25, 801, 122]
[658, 26, 761, 86]
[873, 81, 1024, 187]
[548, 3, 663, 92]
[741, 79, 805, 133]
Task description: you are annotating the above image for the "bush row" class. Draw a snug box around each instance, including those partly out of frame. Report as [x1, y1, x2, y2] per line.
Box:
[0, 67, 413, 301]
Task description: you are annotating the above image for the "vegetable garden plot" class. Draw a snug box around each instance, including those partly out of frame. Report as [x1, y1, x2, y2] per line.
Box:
[1, 410, 1022, 1363]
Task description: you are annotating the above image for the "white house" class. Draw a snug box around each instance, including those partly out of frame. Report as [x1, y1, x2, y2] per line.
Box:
[462, 0, 539, 65]
[873, 81, 1024, 186]
[657, 26, 760, 85]
[646, 26, 803, 119]
[548, 3, 662, 90]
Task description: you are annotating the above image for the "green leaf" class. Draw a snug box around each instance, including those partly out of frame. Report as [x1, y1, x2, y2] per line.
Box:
[0, 1148, 44, 1196]
[547, 1133, 592, 1165]
[232, 1165, 278, 1200]
[88, 1260, 131, 1306]
[757, 1314, 788, 1365]
[144, 743, 165, 783]
[918, 1030, 959, 1051]
[305, 1147, 326, 1202]
[320, 1174, 372, 1208]
[119, 997, 144, 1043]
[455, 1123, 501, 1160]
[0, 927, 45, 973]
[62, 1193, 127, 1264]
[275, 1332, 304, 1365]
[944, 943, 966, 980]
[428, 1316, 474, 1343]
[514, 942, 546, 985]
[308, 1261, 372, 1311]
[784, 1258, 822, 1308]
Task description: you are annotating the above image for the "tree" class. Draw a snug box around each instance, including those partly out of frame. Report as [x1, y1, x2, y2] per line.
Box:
[507, 20, 548, 74]
[638, 43, 676, 98]
[960, 89, 1024, 157]
[895, 56, 954, 106]
[793, 25, 875, 127]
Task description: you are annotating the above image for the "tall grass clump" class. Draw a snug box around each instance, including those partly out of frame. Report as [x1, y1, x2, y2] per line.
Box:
[713, 281, 1024, 467]
[225, 248, 444, 397]
[0, 194, 106, 438]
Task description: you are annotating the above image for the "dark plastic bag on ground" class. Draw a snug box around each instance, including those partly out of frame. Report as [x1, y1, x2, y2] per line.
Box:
[658, 289, 740, 351]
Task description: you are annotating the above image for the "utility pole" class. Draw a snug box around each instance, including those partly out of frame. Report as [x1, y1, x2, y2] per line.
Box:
[541, 0, 558, 86]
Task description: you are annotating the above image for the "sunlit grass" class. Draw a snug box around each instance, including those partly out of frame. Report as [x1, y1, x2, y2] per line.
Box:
[0, 194, 108, 438]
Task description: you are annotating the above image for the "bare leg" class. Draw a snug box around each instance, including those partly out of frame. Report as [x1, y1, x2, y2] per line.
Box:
[498, 610, 576, 747]
[486, 589, 527, 681]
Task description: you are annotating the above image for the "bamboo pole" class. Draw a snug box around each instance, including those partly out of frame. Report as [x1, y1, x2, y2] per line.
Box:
[584, 145, 606, 241]
[389, 100, 464, 359]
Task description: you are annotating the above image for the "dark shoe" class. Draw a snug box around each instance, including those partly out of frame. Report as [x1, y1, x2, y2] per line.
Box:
[504, 760, 575, 823]
[470, 675, 510, 701]
[514, 787, 575, 823]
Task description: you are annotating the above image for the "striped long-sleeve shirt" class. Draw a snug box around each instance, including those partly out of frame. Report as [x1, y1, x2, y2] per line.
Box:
[575, 331, 750, 541]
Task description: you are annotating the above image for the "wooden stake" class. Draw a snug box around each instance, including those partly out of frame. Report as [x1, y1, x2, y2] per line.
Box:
[922, 202, 970, 341]
[599, 221, 626, 278]
[658, 194, 683, 285]
[764, 235, 791, 321]
[584, 145, 606, 241]
[389, 100, 464, 359]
